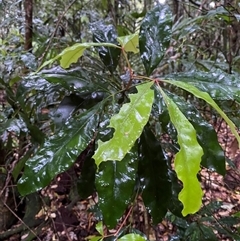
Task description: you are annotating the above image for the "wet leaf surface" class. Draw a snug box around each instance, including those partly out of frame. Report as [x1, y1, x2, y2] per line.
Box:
[168, 169, 183, 217]
[92, 23, 121, 73]
[77, 152, 97, 199]
[165, 91, 225, 175]
[139, 5, 172, 76]
[166, 70, 240, 101]
[138, 126, 172, 224]
[117, 33, 139, 53]
[93, 82, 154, 167]
[42, 67, 110, 96]
[161, 89, 204, 216]
[96, 145, 138, 228]
[163, 79, 240, 152]
[118, 233, 146, 241]
[17, 105, 101, 196]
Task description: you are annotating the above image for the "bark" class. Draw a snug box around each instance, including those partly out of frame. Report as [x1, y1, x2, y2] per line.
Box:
[24, 0, 33, 52]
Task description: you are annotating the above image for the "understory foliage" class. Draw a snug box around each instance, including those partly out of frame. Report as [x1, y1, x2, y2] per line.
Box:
[1, 1, 240, 240]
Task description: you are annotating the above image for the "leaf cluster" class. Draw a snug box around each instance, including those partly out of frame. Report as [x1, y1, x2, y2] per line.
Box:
[1, 2, 240, 240]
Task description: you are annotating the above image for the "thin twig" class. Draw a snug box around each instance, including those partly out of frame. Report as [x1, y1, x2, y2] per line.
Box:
[3, 202, 41, 240]
[114, 205, 133, 237]
[39, 0, 77, 67]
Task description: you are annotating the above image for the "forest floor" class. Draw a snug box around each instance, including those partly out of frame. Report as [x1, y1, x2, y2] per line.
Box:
[1, 119, 240, 241]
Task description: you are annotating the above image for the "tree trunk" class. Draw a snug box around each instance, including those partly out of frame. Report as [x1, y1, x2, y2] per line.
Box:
[24, 0, 33, 52]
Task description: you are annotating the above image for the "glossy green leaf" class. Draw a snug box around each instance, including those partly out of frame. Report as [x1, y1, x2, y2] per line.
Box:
[20, 113, 45, 145]
[53, 94, 89, 127]
[161, 90, 203, 216]
[153, 87, 225, 175]
[12, 148, 36, 181]
[89, 236, 103, 241]
[37, 42, 118, 71]
[198, 201, 222, 216]
[16, 75, 60, 115]
[93, 82, 154, 167]
[17, 76, 52, 98]
[60, 43, 87, 68]
[206, 6, 229, 18]
[61, 42, 119, 69]
[117, 33, 139, 53]
[139, 5, 172, 76]
[118, 234, 146, 241]
[17, 105, 101, 196]
[185, 223, 218, 241]
[21, 53, 37, 71]
[131, 10, 147, 19]
[93, 23, 121, 73]
[77, 149, 96, 199]
[165, 70, 240, 101]
[42, 67, 112, 96]
[138, 126, 171, 223]
[96, 221, 104, 236]
[96, 145, 138, 228]
[117, 25, 130, 36]
[165, 91, 225, 175]
[0, 117, 28, 136]
[96, 103, 121, 142]
[168, 170, 183, 217]
[218, 216, 240, 226]
[9, 75, 21, 87]
[163, 80, 240, 149]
